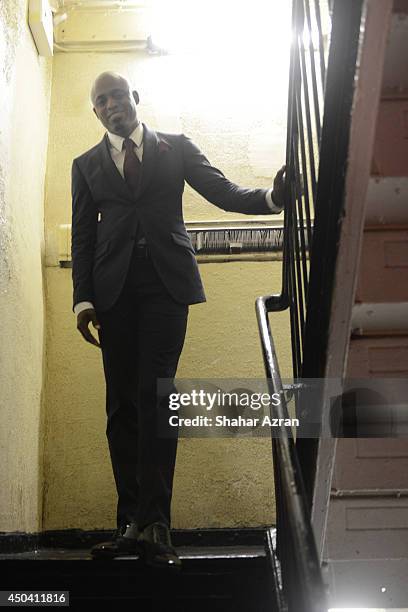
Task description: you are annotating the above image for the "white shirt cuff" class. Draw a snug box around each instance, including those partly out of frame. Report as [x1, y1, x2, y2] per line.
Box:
[265, 188, 283, 213]
[74, 301, 95, 315]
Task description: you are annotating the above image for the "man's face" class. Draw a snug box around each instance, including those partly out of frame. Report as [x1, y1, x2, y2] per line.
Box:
[92, 74, 139, 137]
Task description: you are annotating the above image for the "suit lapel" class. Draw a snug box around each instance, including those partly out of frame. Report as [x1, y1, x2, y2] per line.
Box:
[138, 124, 159, 200]
[98, 134, 134, 203]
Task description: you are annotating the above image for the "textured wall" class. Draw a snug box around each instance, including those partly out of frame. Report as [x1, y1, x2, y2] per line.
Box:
[0, 0, 51, 531]
[43, 51, 291, 529]
[44, 263, 291, 529]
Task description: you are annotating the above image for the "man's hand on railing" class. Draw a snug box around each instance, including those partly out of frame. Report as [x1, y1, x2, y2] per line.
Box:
[77, 308, 101, 348]
[272, 165, 286, 211]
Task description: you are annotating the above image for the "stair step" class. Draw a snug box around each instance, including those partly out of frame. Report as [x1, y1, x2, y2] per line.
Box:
[1, 546, 276, 612]
[0, 544, 265, 561]
[0, 530, 280, 611]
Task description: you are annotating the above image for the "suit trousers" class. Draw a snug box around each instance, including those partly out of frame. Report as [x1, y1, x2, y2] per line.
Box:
[96, 245, 188, 529]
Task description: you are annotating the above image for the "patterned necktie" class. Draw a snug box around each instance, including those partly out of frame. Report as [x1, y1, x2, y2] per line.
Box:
[123, 137, 141, 193]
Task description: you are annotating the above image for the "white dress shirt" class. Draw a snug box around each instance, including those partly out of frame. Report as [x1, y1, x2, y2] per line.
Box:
[108, 122, 144, 175]
[74, 125, 282, 315]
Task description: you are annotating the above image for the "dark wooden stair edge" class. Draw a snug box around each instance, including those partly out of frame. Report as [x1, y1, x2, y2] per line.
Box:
[0, 526, 275, 554]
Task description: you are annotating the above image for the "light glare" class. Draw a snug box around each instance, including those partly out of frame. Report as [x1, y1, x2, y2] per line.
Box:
[150, 0, 293, 58]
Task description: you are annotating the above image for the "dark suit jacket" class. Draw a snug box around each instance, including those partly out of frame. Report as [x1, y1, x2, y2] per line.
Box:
[71, 124, 271, 312]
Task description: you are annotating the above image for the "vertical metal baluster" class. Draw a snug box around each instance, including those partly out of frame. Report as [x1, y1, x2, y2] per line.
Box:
[314, 0, 327, 92]
[295, 71, 313, 284]
[303, 0, 322, 143]
[282, 0, 301, 303]
[288, 195, 301, 379]
[293, 145, 308, 348]
[292, 152, 306, 357]
[289, 158, 303, 378]
[272, 439, 280, 556]
[294, 47, 311, 279]
[298, 26, 318, 201]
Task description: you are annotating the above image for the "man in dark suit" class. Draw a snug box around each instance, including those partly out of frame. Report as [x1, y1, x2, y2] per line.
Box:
[72, 71, 285, 568]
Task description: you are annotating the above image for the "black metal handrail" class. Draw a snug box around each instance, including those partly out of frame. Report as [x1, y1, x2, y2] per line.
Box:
[256, 296, 327, 612]
[256, 0, 365, 609]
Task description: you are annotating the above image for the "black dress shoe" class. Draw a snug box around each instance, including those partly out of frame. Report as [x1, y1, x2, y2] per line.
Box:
[138, 522, 181, 570]
[91, 523, 141, 559]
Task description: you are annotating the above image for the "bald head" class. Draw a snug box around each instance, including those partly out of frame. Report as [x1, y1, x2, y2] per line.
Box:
[90, 71, 130, 105]
[91, 71, 140, 137]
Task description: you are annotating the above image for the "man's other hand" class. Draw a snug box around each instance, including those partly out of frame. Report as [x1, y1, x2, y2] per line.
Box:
[77, 308, 101, 348]
[272, 165, 286, 210]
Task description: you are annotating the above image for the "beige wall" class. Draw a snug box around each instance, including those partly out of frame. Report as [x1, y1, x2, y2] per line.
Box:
[43, 51, 291, 530]
[0, 0, 51, 531]
[0, 0, 291, 534]
[44, 262, 290, 529]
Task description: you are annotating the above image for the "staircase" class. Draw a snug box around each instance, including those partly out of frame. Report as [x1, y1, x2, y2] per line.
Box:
[3, 1, 404, 610]
[0, 529, 281, 611]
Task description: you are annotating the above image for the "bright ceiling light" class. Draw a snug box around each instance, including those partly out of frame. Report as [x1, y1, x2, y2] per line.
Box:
[149, 0, 293, 58]
[145, 0, 294, 123]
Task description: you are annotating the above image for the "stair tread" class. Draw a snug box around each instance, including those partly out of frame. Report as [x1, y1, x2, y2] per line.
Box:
[0, 544, 266, 561]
